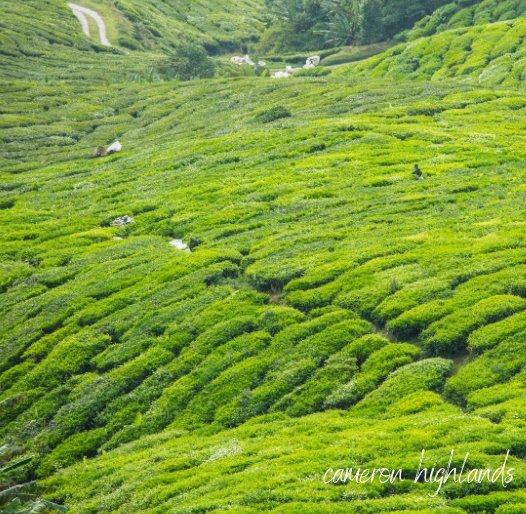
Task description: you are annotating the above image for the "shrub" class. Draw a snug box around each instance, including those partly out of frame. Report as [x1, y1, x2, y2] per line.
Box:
[352, 358, 453, 416]
[468, 310, 526, 353]
[387, 300, 452, 340]
[467, 378, 524, 411]
[323, 342, 420, 409]
[497, 505, 526, 514]
[37, 428, 106, 477]
[258, 306, 305, 336]
[21, 332, 111, 389]
[373, 277, 453, 323]
[294, 66, 331, 77]
[286, 280, 342, 311]
[445, 333, 526, 406]
[0, 199, 15, 210]
[158, 43, 216, 81]
[255, 105, 292, 123]
[422, 295, 526, 355]
[386, 391, 445, 416]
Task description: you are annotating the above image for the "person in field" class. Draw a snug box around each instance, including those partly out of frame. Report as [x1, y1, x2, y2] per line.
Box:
[413, 164, 424, 180]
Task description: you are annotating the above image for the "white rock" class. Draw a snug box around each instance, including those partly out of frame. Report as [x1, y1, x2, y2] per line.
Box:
[306, 55, 320, 67]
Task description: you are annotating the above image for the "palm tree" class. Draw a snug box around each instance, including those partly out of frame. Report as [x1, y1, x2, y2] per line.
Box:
[317, 0, 362, 46]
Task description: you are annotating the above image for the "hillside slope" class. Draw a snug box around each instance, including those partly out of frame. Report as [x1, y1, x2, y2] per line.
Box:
[0, 1, 155, 83]
[0, 0, 265, 83]
[410, 0, 526, 40]
[4, 1, 526, 512]
[111, 0, 265, 53]
[337, 18, 526, 87]
[0, 0, 265, 54]
[3, 73, 526, 511]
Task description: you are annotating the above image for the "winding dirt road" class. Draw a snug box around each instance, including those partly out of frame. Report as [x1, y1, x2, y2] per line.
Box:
[68, 3, 111, 47]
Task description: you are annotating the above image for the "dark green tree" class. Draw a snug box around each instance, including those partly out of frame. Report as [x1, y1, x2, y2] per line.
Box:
[265, 0, 327, 32]
[261, 0, 453, 51]
[160, 43, 216, 81]
[359, 0, 383, 43]
[262, 0, 329, 50]
[381, 0, 451, 38]
[320, 0, 362, 46]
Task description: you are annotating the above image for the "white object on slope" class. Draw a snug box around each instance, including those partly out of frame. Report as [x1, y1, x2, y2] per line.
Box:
[170, 239, 191, 253]
[230, 55, 255, 66]
[111, 215, 133, 226]
[106, 140, 122, 154]
[68, 3, 111, 46]
[305, 55, 320, 67]
[272, 71, 292, 79]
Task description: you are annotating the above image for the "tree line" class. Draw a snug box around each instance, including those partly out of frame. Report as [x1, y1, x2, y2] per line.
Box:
[260, 0, 458, 51]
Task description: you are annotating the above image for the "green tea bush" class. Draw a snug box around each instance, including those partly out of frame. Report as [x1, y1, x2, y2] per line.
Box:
[373, 277, 453, 323]
[257, 306, 305, 336]
[294, 67, 331, 77]
[352, 358, 453, 416]
[274, 352, 359, 416]
[496, 505, 526, 514]
[445, 333, 526, 406]
[285, 280, 342, 310]
[53, 377, 121, 434]
[323, 343, 420, 409]
[467, 376, 525, 410]
[386, 390, 445, 416]
[468, 310, 526, 353]
[37, 428, 106, 477]
[255, 105, 292, 124]
[422, 295, 526, 355]
[21, 332, 111, 389]
[6, 29, 526, 511]
[387, 300, 452, 340]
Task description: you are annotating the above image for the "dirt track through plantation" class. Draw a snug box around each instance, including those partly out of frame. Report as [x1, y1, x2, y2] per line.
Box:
[68, 3, 111, 46]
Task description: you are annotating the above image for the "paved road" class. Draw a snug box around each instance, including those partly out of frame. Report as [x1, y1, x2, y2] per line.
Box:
[68, 3, 111, 47]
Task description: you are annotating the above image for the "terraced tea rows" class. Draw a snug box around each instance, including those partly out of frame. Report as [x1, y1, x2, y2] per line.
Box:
[411, 0, 526, 40]
[2, 72, 526, 511]
[339, 17, 526, 87]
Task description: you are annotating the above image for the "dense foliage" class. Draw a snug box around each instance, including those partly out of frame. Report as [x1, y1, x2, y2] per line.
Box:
[158, 44, 216, 81]
[260, 0, 452, 51]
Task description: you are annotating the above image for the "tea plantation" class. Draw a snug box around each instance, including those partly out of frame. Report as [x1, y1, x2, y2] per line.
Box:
[340, 16, 526, 86]
[410, 0, 526, 40]
[3, 1, 526, 513]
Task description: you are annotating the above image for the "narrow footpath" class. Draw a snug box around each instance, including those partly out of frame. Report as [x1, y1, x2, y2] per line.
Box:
[68, 3, 111, 47]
